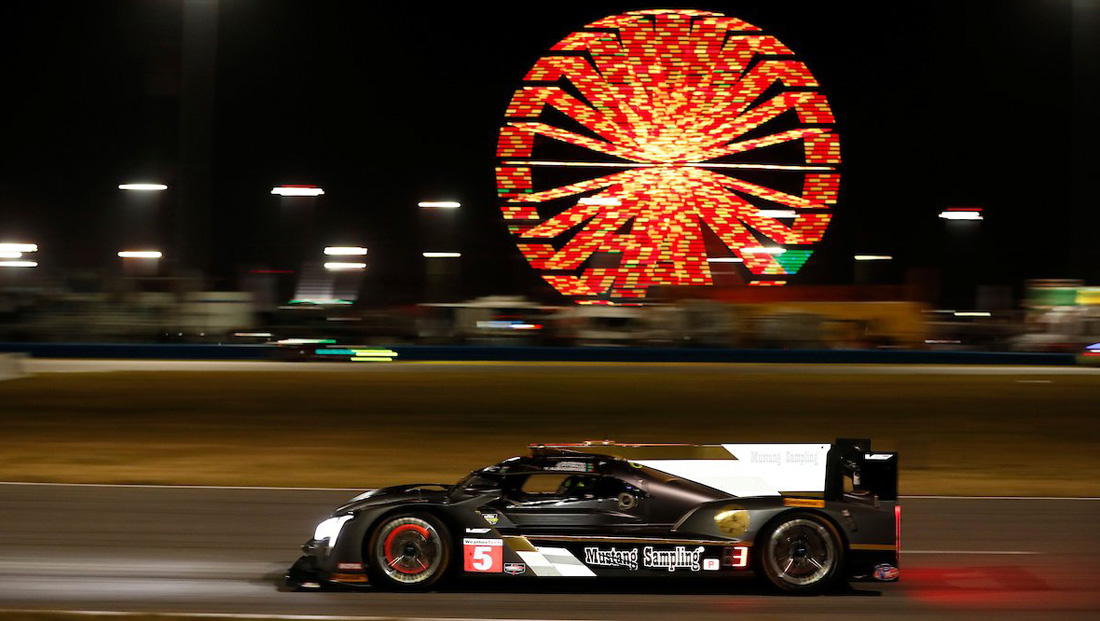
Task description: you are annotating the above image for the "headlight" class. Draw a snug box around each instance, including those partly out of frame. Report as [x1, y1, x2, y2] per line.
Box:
[313, 515, 353, 549]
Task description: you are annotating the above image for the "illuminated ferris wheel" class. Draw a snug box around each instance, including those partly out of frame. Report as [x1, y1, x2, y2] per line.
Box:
[496, 9, 840, 304]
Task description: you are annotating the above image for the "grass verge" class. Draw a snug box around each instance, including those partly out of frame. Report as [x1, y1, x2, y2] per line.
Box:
[1, 365, 1097, 496]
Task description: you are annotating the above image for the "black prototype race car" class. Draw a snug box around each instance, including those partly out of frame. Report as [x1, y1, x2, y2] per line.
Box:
[287, 439, 900, 594]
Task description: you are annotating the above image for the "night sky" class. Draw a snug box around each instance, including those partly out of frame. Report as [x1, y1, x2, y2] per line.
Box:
[1, 1, 1096, 306]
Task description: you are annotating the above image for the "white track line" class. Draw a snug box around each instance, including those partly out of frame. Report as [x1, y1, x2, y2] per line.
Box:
[0, 481, 363, 492]
[0, 611, 595, 621]
[903, 550, 1040, 555]
[902, 495, 1100, 501]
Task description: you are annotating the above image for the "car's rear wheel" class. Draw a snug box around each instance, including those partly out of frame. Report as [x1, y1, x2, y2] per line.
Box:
[758, 512, 843, 594]
[366, 513, 451, 590]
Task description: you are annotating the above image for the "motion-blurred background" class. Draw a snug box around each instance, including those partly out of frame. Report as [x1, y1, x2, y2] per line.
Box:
[0, 1, 1098, 355]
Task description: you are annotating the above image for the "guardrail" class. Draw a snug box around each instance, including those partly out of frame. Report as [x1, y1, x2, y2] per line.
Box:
[0, 342, 1080, 365]
[0, 353, 28, 380]
[0, 343, 272, 360]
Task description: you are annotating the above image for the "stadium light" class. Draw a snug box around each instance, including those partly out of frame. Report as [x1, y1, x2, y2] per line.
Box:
[707, 257, 744, 263]
[939, 208, 983, 221]
[0, 260, 37, 268]
[423, 252, 461, 258]
[324, 246, 368, 256]
[324, 262, 366, 270]
[417, 201, 461, 209]
[855, 255, 893, 261]
[757, 209, 796, 218]
[118, 251, 163, 259]
[0, 243, 38, 253]
[742, 247, 786, 255]
[118, 183, 168, 191]
[0, 252, 21, 259]
[272, 185, 324, 197]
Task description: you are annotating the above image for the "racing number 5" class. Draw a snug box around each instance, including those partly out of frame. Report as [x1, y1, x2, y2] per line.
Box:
[463, 538, 503, 573]
[472, 546, 494, 570]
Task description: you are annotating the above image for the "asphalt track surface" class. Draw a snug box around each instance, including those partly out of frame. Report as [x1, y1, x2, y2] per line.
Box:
[0, 484, 1097, 620]
[22, 358, 1100, 375]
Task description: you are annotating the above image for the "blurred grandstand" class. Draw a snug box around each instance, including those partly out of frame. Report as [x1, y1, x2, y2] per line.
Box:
[2, 275, 1097, 353]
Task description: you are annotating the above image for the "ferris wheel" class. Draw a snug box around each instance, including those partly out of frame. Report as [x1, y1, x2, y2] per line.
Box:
[497, 9, 840, 304]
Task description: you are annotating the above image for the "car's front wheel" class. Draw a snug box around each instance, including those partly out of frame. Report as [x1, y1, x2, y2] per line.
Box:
[758, 512, 843, 594]
[366, 513, 451, 590]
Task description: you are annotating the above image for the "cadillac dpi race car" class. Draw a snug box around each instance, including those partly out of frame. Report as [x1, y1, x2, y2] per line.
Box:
[287, 439, 899, 594]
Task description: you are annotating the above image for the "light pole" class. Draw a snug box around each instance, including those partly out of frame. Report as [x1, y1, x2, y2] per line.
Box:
[419, 200, 461, 302]
[939, 207, 984, 309]
[0, 243, 38, 296]
[118, 250, 163, 277]
[119, 182, 168, 280]
[854, 254, 893, 285]
[270, 185, 324, 303]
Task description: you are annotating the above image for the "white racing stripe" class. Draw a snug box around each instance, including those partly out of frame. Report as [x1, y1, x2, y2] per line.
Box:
[0, 611, 600, 621]
[532, 547, 596, 577]
[0, 559, 281, 577]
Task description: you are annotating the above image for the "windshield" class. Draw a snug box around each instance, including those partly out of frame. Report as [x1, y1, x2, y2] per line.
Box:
[453, 470, 503, 494]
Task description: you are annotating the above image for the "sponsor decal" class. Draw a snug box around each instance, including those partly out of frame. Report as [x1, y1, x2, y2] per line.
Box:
[504, 562, 526, 575]
[547, 461, 592, 473]
[750, 450, 820, 466]
[783, 497, 826, 508]
[336, 562, 363, 571]
[480, 512, 500, 526]
[584, 546, 639, 570]
[873, 563, 900, 581]
[465, 528, 491, 534]
[703, 558, 720, 571]
[714, 505, 750, 538]
[463, 538, 504, 573]
[644, 546, 705, 572]
[581, 545, 711, 572]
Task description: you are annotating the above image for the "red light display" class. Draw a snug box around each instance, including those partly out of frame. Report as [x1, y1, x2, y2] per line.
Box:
[497, 9, 840, 304]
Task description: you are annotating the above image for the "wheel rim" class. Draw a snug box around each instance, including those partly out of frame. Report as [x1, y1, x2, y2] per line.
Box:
[766, 518, 836, 586]
[374, 517, 444, 584]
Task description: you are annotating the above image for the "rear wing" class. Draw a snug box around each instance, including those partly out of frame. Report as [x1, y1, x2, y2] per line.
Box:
[532, 438, 898, 501]
[826, 438, 898, 501]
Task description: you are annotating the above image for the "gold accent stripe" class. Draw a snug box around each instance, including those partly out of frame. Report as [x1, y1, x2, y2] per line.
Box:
[783, 498, 826, 508]
[850, 544, 896, 551]
[503, 535, 538, 552]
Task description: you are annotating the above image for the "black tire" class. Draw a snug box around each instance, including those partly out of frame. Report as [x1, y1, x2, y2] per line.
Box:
[757, 511, 844, 594]
[365, 512, 452, 590]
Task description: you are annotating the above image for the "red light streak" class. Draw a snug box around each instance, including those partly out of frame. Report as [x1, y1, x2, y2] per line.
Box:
[895, 504, 902, 561]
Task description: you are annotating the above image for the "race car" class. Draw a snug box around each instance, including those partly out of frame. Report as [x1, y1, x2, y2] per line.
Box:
[286, 438, 899, 594]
